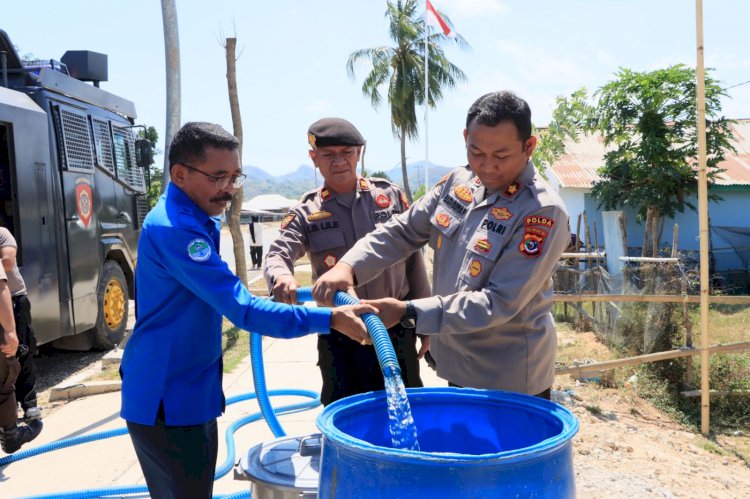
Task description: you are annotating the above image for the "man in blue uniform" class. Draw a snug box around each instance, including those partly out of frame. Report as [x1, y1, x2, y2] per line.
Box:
[120, 122, 373, 499]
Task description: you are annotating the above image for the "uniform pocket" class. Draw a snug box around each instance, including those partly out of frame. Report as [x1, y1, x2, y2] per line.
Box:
[458, 231, 505, 290]
[308, 229, 346, 252]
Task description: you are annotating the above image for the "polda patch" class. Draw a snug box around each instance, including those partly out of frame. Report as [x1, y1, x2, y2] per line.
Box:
[280, 212, 296, 230]
[525, 215, 555, 229]
[519, 232, 545, 258]
[375, 194, 391, 208]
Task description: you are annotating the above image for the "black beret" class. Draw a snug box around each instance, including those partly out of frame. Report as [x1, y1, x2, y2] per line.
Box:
[308, 117, 365, 149]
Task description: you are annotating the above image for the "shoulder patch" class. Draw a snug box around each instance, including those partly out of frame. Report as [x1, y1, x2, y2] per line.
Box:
[280, 212, 296, 230]
[187, 238, 212, 262]
[400, 191, 410, 209]
[525, 215, 555, 229]
[519, 232, 545, 258]
[307, 210, 332, 222]
[375, 194, 391, 208]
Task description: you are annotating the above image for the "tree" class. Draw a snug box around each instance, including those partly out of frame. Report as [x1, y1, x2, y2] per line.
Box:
[541, 65, 734, 251]
[368, 170, 392, 181]
[137, 126, 163, 208]
[223, 36, 248, 287]
[346, 0, 467, 203]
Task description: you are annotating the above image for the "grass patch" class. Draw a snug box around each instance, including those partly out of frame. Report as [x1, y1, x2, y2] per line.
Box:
[696, 438, 726, 456]
[222, 321, 250, 373]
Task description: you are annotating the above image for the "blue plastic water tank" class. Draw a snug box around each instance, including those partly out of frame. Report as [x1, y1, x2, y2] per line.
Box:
[317, 387, 579, 498]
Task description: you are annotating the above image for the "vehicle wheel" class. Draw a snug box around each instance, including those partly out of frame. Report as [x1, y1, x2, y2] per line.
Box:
[93, 260, 128, 350]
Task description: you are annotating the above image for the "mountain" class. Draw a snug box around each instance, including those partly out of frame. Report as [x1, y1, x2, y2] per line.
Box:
[243, 161, 453, 200]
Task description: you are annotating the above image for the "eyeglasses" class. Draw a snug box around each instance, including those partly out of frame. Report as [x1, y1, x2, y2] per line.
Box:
[180, 163, 247, 189]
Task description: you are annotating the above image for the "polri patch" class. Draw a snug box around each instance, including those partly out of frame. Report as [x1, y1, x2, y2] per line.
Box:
[307, 211, 332, 222]
[187, 238, 212, 262]
[324, 254, 337, 268]
[454, 185, 473, 203]
[491, 207, 512, 221]
[280, 212, 296, 230]
[375, 194, 391, 208]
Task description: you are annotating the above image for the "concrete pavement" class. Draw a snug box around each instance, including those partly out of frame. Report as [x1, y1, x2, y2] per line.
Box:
[1, 327, 441, 498]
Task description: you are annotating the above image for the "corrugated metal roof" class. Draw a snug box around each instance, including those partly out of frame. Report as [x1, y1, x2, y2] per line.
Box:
[547, 119, 750, 188]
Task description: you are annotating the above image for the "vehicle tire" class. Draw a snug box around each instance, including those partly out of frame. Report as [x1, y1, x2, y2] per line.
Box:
[93, 260, 129, 350]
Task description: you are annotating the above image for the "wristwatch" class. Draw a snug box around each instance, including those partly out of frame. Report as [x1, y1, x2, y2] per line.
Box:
[400, 300, 417, 329]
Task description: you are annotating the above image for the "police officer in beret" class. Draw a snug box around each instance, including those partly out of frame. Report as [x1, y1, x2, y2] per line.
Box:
[313, 93, 571, 400]
[264, 117, 431, 406]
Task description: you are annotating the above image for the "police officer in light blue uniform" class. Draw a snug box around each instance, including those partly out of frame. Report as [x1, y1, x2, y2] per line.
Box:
[120, 122, 373, 499]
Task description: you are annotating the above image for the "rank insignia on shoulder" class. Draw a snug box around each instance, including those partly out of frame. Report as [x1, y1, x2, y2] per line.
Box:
[375, 194, 391, 208]
[187, 238, 212, 262]
[502, 181, 521, 197]
[491, 207, 513, 221]
[519, 232, 545, 258]
[434, 174, 450, 189]
[307, 211, 332, 222]
[525, 215, 555, 229]
[359, 178, 371, 191]
[454, 185, 473, 203]
[280, 212, 296, 230]
[400, 192, 410, 209]
[324, 254, 337, 268]
[474, 238, 492, 254]
[469, 259, 483, 277]
[436, 213, 451, 227]
[320, 188, 332, 201]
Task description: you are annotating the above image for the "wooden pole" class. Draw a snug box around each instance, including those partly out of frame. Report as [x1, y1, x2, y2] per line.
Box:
[695, 0, 711, 435]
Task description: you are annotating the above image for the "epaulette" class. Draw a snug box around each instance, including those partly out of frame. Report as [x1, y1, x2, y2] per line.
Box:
[300, 187, 319, 203]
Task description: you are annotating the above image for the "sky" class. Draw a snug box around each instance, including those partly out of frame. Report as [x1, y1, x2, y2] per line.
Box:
[4, 0, 749, 180]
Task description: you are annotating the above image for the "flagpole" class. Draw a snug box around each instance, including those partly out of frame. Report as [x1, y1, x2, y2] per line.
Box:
[424, 6, 430, 192]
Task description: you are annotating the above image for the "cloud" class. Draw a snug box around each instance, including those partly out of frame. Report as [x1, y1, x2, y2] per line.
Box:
[494, 40, 594, 87]
[306, 99, 332, 113]
[439, 0, 508, 18]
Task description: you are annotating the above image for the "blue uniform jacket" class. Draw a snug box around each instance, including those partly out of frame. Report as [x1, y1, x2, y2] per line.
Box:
[121, 183, 331, 426]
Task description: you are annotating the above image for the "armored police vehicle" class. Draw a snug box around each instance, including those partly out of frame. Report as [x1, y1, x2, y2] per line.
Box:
[0, 29, 151, 350]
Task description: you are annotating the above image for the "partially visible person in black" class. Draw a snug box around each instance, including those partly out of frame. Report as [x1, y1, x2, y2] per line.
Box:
[0, 226, 40, 420]
[248, 215, 264, 270]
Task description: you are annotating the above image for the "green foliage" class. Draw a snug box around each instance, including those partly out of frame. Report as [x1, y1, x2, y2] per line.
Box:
[541, 65, 735, 224]
[412, 183, 426, 201]
[368, 170, 391, 181]
[138, 126, 163, 208]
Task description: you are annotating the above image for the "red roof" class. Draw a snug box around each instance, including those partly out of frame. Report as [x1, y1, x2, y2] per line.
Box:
[547, 119, 750, 188]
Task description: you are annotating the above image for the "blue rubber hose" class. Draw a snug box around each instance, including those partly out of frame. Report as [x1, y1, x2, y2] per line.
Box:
[294, 287, 401, 379]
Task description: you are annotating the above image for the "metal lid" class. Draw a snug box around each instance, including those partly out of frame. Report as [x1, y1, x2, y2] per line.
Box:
[235, 433, 322, 492]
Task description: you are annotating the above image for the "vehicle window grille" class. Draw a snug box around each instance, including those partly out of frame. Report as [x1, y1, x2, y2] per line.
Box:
[92, 118, 116, 175]
[51, 106, 67, 170]
[59, 108, 95, 172]
[113, 128, 146, 193]
[135, 194, 150, 229]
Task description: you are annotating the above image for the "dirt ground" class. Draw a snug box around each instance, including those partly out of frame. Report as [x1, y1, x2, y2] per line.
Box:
[554, 329, 750, 498]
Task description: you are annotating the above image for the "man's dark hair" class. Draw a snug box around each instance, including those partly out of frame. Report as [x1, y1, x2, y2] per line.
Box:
[168, 122, 239, 169]
[465, 91, 532, 142]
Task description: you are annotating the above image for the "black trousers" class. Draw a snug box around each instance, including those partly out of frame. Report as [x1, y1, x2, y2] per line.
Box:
[448, 381, 552, 400]
[126, 405, 218, 499]
[0, 354, 20, 426]
[317, 324, 422, 406]
[249, 246, 263, 267]
[12, 295, 37, 410]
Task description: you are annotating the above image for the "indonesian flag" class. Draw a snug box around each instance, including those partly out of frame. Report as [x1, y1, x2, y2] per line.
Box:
[425, 0, 455, 38]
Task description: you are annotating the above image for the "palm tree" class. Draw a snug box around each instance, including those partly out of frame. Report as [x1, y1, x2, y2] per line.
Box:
[347, 0, 467, 202]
